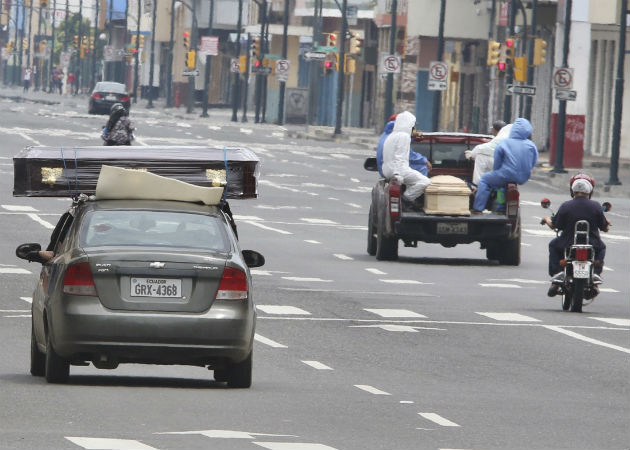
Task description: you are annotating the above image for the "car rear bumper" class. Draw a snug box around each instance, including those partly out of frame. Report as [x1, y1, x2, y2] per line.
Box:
[48, 297, 255, 365]
[90, 99, 131, 113]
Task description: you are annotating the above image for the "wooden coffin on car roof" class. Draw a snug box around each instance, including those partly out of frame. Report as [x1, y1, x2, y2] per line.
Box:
[13, 146, 260, 199]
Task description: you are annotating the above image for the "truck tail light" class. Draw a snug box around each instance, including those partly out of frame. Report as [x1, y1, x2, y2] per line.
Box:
[389, 181, 401, 218]
[506, 184, 519, 218]
[63, 262, 97, 296]
[215, 267, 248, 300]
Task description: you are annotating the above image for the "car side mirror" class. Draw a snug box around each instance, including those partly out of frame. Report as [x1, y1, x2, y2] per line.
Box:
[602, 202, 612, 212]
[242, 250, 265, 268]
[15, 243, 41, 260]
[364, 157, 378, 172]
[540, 198, 551, 209]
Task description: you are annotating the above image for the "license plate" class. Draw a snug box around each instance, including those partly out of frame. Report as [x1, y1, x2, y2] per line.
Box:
[572, 261, 590, 279]
[131, 278, 182, 297]
[437, 222, 468, 234]
[105, 94, 116, 100]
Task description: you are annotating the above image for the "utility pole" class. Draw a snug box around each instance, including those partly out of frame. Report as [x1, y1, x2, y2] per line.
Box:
[553, 0, 572, 173]
[201, 0, 214, 117]
[383, 0, 397, 124]
[231, 0, 243, 121]
[254, 0, 267, 123]
[241, 33, 251, 122]
[502, 0, 517, 123]
[186, 0, 197, 113]
[306, 0, 320, 125]
[523, 0, 537, 119]
[90, 0, 98, 90]
[146, 0, 157, 108]
[166, 0, 175, 107]
[49, 0, 56, 91]
[607, 0, 627, 186]
[431, 0, 446, 131]
[76, 0, 83, 93]
[333, 0, 347, 135]
[276, 0, 289, 125]
[26, 0, 34, 68]
[133, 0, 142, 103]
[36, 0, 43, 90]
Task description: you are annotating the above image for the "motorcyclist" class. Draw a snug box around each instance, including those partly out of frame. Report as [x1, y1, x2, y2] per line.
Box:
[101, 103, 134, 146]
[541, 174, 610, 297]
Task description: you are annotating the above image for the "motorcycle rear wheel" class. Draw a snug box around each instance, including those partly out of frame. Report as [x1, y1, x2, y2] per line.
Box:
[570, 279, 585, 313]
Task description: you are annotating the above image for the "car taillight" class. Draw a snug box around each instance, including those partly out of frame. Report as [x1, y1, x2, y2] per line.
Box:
[63, 262, 97, 296]
[120, 95, 130, 102]
[389, 182, 401, 217]
[92, 93, 101, 99]
[575, 248, 589, 261]
[506, 184, 519, 218]
[215, 267, 248, 300]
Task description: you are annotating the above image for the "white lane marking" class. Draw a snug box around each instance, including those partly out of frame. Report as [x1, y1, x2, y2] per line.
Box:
[488, 278, 548, 285]
[521, 200, 541, 206]
[603, 266, 614, 272]
[521, 243, 532, 247]
[476, 312, 541, 322]
[479, 283, 521, 288]
[255, 443, 338, 450]
[304, 240, 321, 244]
[281, 277, 332, 282]
[157, 430, 295, 439]
[543, 326, 630, 354]
[271, 131, 285, 137]
[418, 413, 461, 427]
[251, 270, 273, 276]
[345, 203, 362, 208]
[19, 133, 42, 146]
[65, 437, 158, 449]
[351, 324, 445, 332]
[243, 220, 293, 235]
[354, 385, 391, 395]
[176, 122, 192, 128]
[4, 314, 31, 318]
[27, 213, 55, 229]
[365, 308, 426, 318]
[365, 268, 386, 275]
[134, 137, 149, 146]
[400, 401, 415, 404]
[257, 305, 311, 315]
[0, 309, 30, 312]
[234, 215, 264, 221]
[350, 178, 360, 183]
[302, 360, 333, 370]
[254, 334, 288, 348]
[21, 297, 32, 303]
[0, 268, 31, 274]
[379, 279, 433, 285]
[333, 254, 353, 261]
[589, 317, 630, 327]
[330, 153, 351, 159]
[1, 205, 37, 212]
[207, 125, 221, 131]
[524, 228, 630, 240]
[240, 128, 253, 134]
[599, 288, 620, 293]
[300, 218, 338, 224]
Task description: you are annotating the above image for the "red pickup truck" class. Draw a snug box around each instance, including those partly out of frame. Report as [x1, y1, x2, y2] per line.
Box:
[365, 132, 521, 265]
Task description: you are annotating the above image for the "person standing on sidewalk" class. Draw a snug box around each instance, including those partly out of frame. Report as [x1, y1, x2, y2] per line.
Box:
[23, 68, 32, 92]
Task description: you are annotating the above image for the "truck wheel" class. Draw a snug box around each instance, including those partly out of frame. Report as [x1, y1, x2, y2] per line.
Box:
[367, 205, 377, 256]
[486, 245, 500, 261]
[497, 222, 521, 266]
[376, 212, 398, 261]
[570, 279, 584, 313]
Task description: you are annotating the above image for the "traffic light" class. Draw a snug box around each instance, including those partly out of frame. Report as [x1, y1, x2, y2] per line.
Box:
[22, 37, 28, 50]
[349, 35, 362, 55]
[487, 39, 501, 66]
[513, 56, 527, 82]
[131, 34, 137, 46]
[139, 35, 145, 48]
[183, 31, 190, 50]
[39, 40, 46, 53]
[40, 0, 47, 7]
[345, 54, 356, 73]
[326, 32, 337, 48]
[533, 38, 547, 66]
[323, 53, 335, 74]
[504, 37, 515, 67]
[186, 49, 196, 69]
[73, 35, 78, 48]
[6, 41, 13, 53]
[251, 37, 261, 59]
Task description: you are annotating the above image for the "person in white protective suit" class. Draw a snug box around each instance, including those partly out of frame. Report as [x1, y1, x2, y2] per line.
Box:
[382, 111, 431, 204]
[465, 120, 512, 187]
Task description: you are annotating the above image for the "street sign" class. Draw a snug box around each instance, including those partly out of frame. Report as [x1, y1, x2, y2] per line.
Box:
[230, 58, 240, 73]
[275, 59, 290, 82]
[506, 84, 536, 96]
[303, 51, 327, 61]
[182, 69, 200, 77]
[347, 5, 358, 26]
[555, 88, 577, 101]
[252, 66, 272, 75]
[199, 36, 219, 56]
[553, 67, 573, 89]
[60, 51, 71, 66]
[316, 46, 337, 53]
[382, 54, 401, 73]
[428, 61, 448, 91]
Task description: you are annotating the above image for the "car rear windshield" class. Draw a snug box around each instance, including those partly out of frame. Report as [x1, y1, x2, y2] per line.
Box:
[80, 210, 230, 251]
[412, 142, 469, 167]
[95, 82, 126, 93]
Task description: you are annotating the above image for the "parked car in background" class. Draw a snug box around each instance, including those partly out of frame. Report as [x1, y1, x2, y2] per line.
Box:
[88, 82, 131, 114]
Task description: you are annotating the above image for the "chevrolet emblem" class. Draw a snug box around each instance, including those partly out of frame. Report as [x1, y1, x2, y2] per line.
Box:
[149, 262, 166, 269]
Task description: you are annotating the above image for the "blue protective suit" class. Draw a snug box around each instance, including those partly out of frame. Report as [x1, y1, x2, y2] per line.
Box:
[473, 118, 539, 212]
[377, 121, 429, 177]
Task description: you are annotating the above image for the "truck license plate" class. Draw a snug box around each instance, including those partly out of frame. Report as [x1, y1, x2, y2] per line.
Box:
[131, 278, 182, 297]
[437, 222, 468, 234]
[572, 261, 590, 279]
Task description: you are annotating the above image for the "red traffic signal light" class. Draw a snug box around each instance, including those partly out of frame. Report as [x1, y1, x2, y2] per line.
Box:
[498, 61, 506, 71]
[505, 38, 514, 48]
[324, 60, 333, 69]
[253, 59, 261, 68]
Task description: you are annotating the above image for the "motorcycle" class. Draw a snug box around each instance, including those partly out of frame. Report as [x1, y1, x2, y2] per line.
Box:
[540, 198, 611, 312]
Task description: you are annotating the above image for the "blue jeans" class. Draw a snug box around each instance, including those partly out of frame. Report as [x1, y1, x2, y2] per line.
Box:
[473, 171, 510, 212]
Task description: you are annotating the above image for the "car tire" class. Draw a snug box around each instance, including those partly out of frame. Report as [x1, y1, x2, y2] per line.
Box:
[375, 211, 398, 261]
[367, 205, 377, 256]
[45, 333, 69, 384]
[227, 351, 252, 388]
[30, 324, 45, 377]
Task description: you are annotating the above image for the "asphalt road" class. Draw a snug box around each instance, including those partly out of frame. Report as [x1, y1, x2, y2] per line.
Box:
[0, 97, 628, 450]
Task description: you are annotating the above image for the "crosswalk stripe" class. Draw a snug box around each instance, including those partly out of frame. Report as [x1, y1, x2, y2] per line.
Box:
[21, 297, 32, 303]
[302, 360, 333, 370]
[476, 312, 540, 322]
[588, 317, 630, 327]
[254, 443, 338, 450]
[333, 254, 353, 260]
[365, 268, 386, 275]
[354, 384, 391, 395]
[282, 277, 332, 283]
[479, 283, 521, 288]
[257, 305, 311, 315]
[364, 308, 426, 318]
[418, 413, 460, 427]
[65, 437, 158, 450]
[379, 279, 433, 285]
[254, 334, 288, 348]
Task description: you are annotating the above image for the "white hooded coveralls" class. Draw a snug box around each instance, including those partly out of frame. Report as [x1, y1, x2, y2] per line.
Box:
[469, 124, 512, 186]
[381, 111, 431, 201]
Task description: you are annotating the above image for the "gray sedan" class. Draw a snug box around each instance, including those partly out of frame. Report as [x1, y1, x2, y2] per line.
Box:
[17, 198, 264, 388]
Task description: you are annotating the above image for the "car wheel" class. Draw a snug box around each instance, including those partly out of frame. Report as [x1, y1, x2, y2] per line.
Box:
[227, 351, 252, 388]
[214, 368, 228, 382]
[375, 211, 398, 261]
[367, 205, 377, 256]
[30, 324, 45, 377]
[45, 333, 69, 384]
